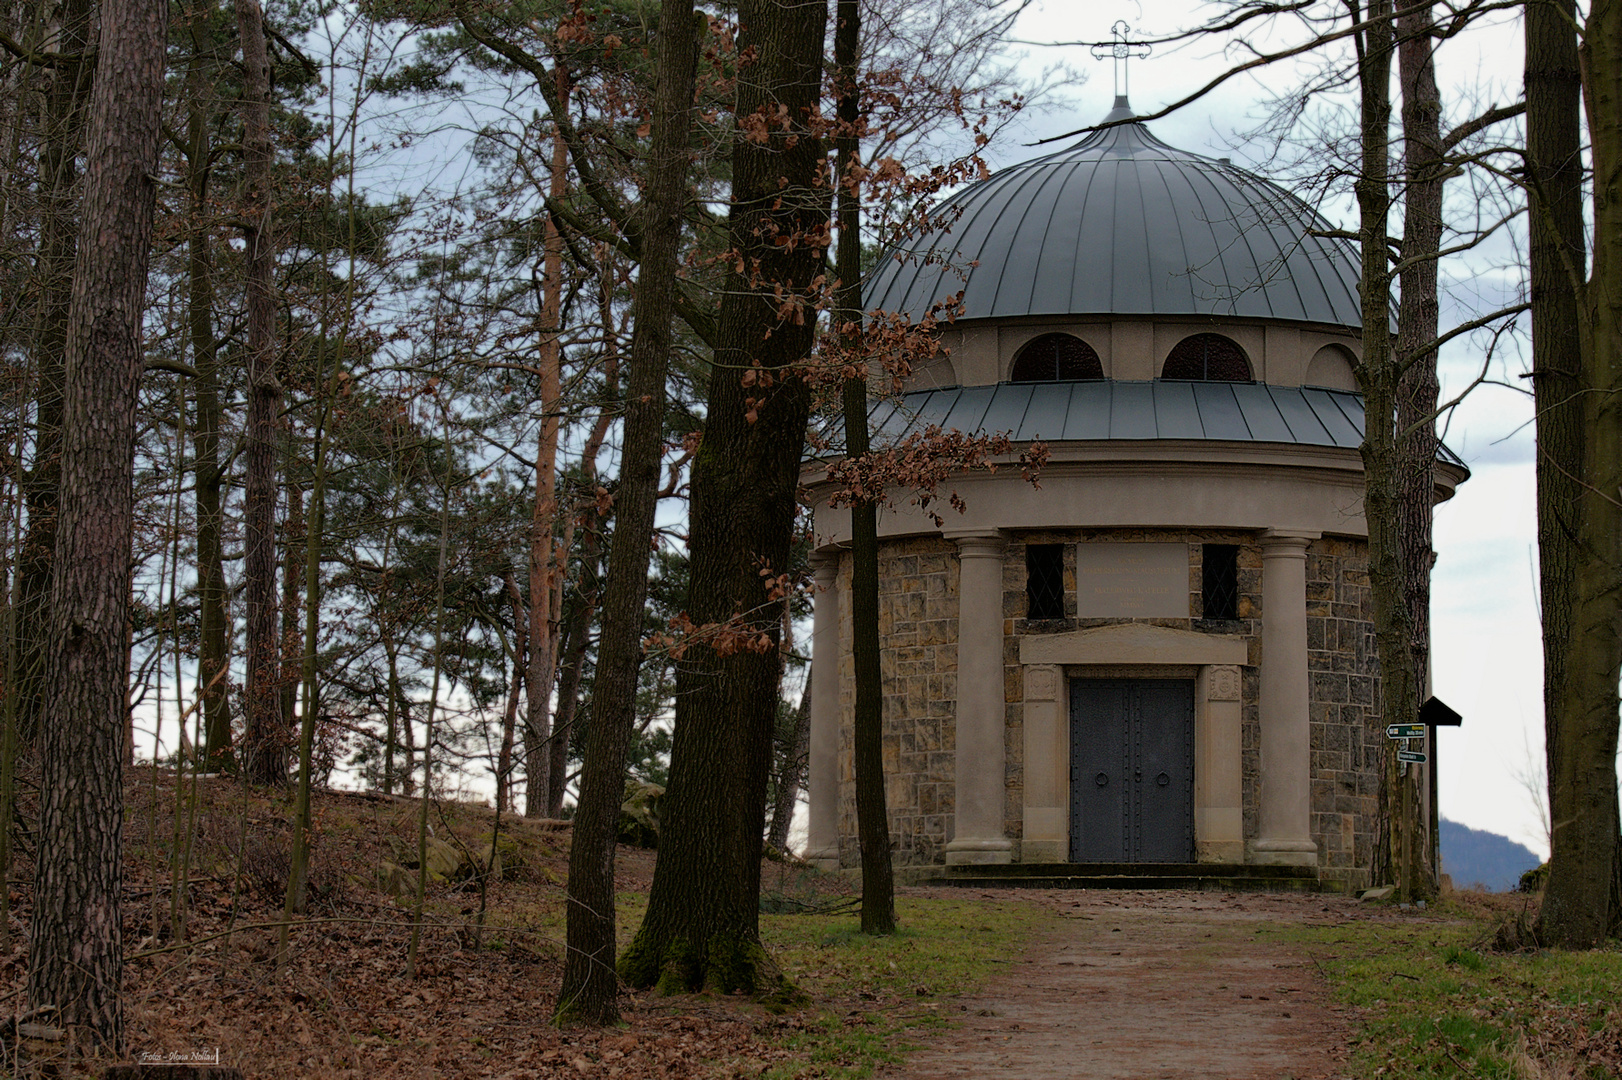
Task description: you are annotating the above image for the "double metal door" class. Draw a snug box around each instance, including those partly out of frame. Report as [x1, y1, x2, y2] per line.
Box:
[1069, 679, 1194, 863]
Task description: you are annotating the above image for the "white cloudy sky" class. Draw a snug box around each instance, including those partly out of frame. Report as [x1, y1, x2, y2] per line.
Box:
[1006, 0, 1557, 857]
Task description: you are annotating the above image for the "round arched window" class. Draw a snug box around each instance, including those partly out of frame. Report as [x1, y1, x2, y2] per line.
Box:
[1161, 333, 1253, 381]
[1009, 333, 1104, 382]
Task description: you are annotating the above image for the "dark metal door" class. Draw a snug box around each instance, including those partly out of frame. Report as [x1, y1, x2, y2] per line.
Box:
[1069, 679, 1194, 862]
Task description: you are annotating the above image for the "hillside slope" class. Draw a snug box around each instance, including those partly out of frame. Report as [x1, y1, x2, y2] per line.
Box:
[1439, 818, 1541, 892]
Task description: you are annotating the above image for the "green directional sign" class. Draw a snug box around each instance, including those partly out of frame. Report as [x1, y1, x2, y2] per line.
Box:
[1386, 724, 1426, 739]
[1397, 750, 1428, 764]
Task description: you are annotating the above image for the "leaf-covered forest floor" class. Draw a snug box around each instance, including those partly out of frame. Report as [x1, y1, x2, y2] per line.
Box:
[0, 770, 1057, 1079]
[0, 772, 1617, 1079]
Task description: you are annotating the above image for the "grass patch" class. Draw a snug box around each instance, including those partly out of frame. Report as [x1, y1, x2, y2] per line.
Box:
[750, 895, 1057, 1079]
[1279, 905, 1622, 1079]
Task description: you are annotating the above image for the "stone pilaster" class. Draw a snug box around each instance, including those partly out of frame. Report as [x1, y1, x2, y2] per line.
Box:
[1253, 530, 1319, 866]
[806, 550, 841, 869]
[1020, 664, 1066, 862]
[1195, 664, 1244, 862]
[945, 532, 1012, 864]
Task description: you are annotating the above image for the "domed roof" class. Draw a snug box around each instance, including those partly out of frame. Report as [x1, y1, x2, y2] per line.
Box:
[866, 99, 1364, 328]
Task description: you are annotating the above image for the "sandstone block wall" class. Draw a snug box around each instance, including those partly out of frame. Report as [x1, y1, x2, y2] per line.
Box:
[834, 536, 959, 867]
[831, 529, 1381, 885]
[1302, 536, 1382, 892]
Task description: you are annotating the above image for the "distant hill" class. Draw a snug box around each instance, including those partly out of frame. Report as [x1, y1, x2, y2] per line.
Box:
[1440, 818, 1542, 892]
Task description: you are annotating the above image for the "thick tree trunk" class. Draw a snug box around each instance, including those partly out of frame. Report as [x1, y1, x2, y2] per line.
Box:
[26, 0, 165, 1047]
[1525, 0, 1586, 826]
[620, 0, 827, 996]
[835, 0, 895, 935]
[238, 0, 286, 787]
[556, 1, 701, 1024]
[1395, 1, 1442, 895]
[14, 0, 92, 750]
[1537, 0, 1622, 947]
[1352, 0, 1421, 896]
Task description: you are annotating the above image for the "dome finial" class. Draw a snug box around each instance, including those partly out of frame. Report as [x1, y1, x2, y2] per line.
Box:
[1091, 21, 1151, 119]
[1102, 95, 1136, 124]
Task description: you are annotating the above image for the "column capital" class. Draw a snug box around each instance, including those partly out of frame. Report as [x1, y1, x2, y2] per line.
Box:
[1259, 529, 1318, 557]
[809, 548, 841, 585]
[946, 530, 1007, 558]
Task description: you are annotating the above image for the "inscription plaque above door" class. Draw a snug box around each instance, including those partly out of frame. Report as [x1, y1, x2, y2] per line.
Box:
[1074, 543, 1190, 618]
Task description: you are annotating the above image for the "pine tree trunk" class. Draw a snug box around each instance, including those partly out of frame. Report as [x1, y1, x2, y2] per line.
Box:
[1396, 1, 1443, 896]
[14, 0, 92, 750]
[549, 528, 598, 818]
[1537, 0, 1622, 947]
[280, 482, 305, 733]
[238, 0, 286, 787]
[556, 0, 701, 1024]
[548, 338, 618, 819]
[524, 72, 571, 818]
[497, 569, 526, 814]
[182, 33, 235, 769]
[620, 0, 827, 995]
[26, 0, 165, 1047]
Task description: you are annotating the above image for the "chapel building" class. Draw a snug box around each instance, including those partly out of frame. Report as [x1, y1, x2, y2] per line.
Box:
[801, 97, 1467, 892]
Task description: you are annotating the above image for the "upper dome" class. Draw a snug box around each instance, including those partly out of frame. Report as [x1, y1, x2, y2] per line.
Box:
[866, 99, 1364, 328]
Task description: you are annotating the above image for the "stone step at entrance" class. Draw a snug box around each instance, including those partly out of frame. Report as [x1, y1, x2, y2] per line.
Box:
[938, 862, 1325, 893]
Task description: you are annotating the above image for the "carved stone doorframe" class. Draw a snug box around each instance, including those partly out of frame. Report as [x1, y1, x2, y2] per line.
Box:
[1017, 624, 1248, 864]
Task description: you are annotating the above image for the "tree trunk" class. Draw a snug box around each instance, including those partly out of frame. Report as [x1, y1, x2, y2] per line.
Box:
[619, 0, 828, 996]
[549, 302, 620, 819]
[183, 24, 235, 770]
[14, 0, 92, 750]
[26, 0, 166, 1047]
[835, 0, 895, 935]
[1352, 0, 1419, 897]
[1395, 1, 1442, 896]
[556, 0, 701, 1024]
[1525, 0, 1586, 865]
[1537, 0, 1622, 947]
[280, 482, 305, 733]
[238, 0, 286, 787]
[767, 681, 810, 852]
[549, 522, 599, 818]
[524, 70, 572, 818]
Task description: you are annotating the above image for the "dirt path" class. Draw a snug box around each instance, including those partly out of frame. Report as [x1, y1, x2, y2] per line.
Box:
[886, 889, 1360, 1080]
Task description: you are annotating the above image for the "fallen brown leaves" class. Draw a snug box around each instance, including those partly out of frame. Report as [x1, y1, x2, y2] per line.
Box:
[0, 772, 807, 1079]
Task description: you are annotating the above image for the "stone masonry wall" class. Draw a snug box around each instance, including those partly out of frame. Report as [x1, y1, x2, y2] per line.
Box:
[1304, 536, 1382, 892]
[833, 536, 959, 867]
[832, 529, 1381, 882]
[1010, 530, 1263, 858]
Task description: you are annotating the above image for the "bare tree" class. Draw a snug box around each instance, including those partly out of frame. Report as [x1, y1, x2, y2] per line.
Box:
[557, 0, 703, 1023]
[1527, 0, 1622, 948]
[620, 0, 830, 995]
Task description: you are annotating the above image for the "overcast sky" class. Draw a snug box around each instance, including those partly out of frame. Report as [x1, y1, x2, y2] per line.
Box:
[1005, 0, 1557, 858]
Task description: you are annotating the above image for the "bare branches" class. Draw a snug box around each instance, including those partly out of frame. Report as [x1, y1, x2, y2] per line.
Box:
[1031, 0, 1520, 146]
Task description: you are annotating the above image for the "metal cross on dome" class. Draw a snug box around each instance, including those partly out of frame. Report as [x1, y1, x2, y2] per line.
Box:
[1091, 21, 1152, 100]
